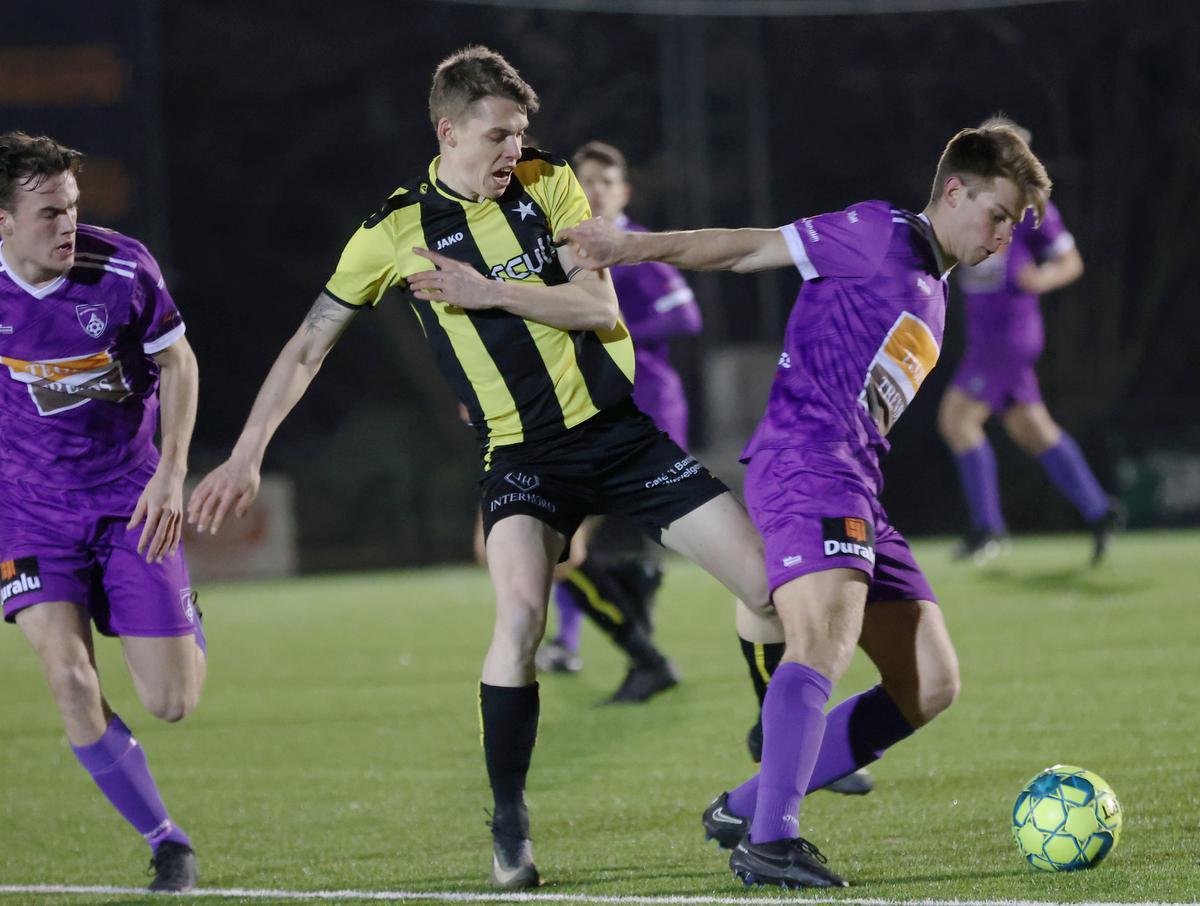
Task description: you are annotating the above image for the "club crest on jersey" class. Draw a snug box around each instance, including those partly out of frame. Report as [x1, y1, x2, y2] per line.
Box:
[76, 304, 109, 338]
[0, 556, 42, 605]
[821, 517, 876, 564]
[180, 588, 196, 624]
[504, 471, 540, 492]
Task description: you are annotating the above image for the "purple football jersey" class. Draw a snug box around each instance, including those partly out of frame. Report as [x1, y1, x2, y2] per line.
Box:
[742, 201, 950, 488]
[0, 224, 185, 489]
[956, 200, 1074, 360]
[612, 217, 702, 447]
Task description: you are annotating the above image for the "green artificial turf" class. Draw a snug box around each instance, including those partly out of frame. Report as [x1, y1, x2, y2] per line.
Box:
[2, 530, 1197, 904]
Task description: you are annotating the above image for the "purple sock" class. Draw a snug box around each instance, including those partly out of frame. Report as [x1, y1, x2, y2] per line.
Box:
[71, 715, 191, 851]
[954, 441, 1005, 533]
[726, 685, 915, 816]
[552, 581, 584, 653]
[807, 685, 914, 788]
[1037, 435, 1108, 523]
[748, 662, 832, 844]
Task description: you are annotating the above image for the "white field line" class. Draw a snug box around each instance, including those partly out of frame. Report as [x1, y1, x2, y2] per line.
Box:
[0, 887, 1193, 906]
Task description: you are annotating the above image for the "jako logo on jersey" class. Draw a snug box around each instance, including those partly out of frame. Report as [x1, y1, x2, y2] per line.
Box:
[76, 304, 108, 338]
[782, 554, 804, 567]
[490, 234, 558, 281]
[0, 556, 42, 605]
[504, 471, 540, 492]
[821, 517, 876, 564]
[916, 276, 932, 295]
[436, 232, 464, 251]
[802, 218, 820, 242]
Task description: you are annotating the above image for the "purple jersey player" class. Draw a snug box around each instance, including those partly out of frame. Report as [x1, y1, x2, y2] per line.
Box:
[563, 123, 1052, 889]
[534, 142, 700, 703]
[0, 133, 202, 892]
[939, 120, 1118, 565]
[616, 222, 701, 447]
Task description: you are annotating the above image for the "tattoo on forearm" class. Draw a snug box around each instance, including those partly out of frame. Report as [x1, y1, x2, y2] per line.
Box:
[564, 265, 584, 282]
[303, 297, 344, 335]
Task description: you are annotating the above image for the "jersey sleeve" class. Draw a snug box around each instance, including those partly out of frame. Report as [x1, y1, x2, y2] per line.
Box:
[324, 211, 402, 309]
[544, 162, 592, 234]
[778, 201, 893, 280]
[1024, 201, 1076, 263]
[129, 241, 186, 355]
[620, 263, 702, 345]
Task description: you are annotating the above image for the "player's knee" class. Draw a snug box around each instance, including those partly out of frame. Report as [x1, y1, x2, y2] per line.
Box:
[912, 666, 961, 727]
[739, 589, 773, 619]
[784, 628, 857, 681]
[494, 594, 548, 656]
[141, 681, 200, 723]
[45, 660, 102, 710]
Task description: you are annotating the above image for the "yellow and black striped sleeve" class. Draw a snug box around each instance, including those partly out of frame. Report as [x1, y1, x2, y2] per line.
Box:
[518, 153, 592, 240]
[324, 190, 418, 308]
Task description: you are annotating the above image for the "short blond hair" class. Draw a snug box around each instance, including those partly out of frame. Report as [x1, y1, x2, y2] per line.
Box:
[930, 123, 1050, 223]
[428, 46, 539, 129]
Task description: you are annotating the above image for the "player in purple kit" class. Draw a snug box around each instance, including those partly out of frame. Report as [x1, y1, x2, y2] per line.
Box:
[562, 123, 1052, 888]
[939, 118, 1119, 565]
[0, 133, 202, 892]
[534, 141, 701, 702]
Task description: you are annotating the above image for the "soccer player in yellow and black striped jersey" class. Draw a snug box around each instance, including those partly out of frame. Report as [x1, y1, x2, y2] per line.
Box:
[188, 45, 775, 889]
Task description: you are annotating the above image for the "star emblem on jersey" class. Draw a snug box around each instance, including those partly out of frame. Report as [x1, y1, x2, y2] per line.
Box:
[512, 200, 536, 221]
[75, 303, 109, 338]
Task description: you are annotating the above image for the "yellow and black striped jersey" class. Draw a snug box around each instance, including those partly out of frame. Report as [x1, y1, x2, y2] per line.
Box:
[325, 148, 635, 458]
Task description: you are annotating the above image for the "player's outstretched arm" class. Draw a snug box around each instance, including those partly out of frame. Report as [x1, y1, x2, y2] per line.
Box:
[129, 335, 199, 563]
[558, 217, 794, 275]
[187, 292, 357, 534]
[406, 246, 619, 331]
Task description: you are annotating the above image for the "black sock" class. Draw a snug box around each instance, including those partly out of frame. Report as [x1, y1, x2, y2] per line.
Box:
[739, 637, 784, 707]
[479, 682, 539, 831]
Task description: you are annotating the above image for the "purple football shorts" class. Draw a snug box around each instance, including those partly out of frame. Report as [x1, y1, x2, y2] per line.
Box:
[1, 460, 196, 638]
[951, 355, 1043, 412]
[744, 444, 936, 604]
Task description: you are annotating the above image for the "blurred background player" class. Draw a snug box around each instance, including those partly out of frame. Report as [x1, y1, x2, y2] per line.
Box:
[0, 132, 203, 892]
[532, 140, 701, 703]
[938, 118, 1121, 565]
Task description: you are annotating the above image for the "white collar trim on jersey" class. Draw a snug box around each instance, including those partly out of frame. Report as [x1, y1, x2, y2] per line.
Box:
[0, 240, 68, 299]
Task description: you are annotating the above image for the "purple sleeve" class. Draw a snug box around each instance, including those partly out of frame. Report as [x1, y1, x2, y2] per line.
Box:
[620, 263, 702, 345]
[130, 241, 185, 354]
[779, 201, 893, 280]
[1022, 201, 1076, 264]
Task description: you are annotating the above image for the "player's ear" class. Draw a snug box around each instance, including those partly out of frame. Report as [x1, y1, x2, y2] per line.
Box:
[436, 116, 456, 148]
[943, 175, 966, 208]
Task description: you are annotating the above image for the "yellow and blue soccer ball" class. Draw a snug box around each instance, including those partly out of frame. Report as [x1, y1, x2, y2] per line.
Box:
[1012, 765, 1123, 871]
